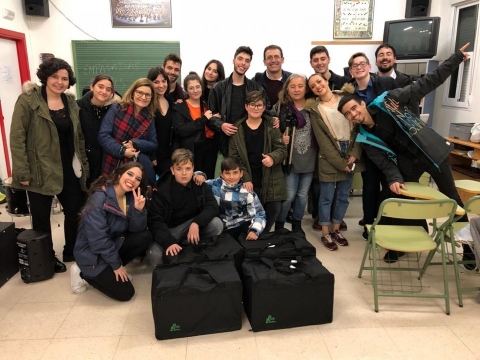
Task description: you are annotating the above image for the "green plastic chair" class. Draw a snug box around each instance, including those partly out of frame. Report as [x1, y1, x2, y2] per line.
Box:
[358, 198, 457, 314]
[421, 195, 480, 307]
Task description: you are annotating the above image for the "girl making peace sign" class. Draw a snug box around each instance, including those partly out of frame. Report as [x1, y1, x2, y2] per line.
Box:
[71, 162, 152, 301]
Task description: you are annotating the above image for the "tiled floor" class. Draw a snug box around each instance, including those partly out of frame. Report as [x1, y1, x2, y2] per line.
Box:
[1, 197, 480, 359]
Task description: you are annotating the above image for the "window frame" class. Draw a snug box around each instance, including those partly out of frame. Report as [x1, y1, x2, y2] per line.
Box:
[442, 1, 478, 109]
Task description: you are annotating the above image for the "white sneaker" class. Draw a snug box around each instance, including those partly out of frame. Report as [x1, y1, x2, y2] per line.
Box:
[70, 263, 87, 294]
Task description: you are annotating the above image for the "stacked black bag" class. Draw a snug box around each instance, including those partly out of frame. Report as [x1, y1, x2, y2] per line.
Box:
[151, 233, 244, 340]
[239, 228, 335, 332]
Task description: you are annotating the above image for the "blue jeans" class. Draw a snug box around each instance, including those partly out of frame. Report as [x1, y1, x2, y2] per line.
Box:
[318, 174, 353, 226]
[278, 172, 314, 222]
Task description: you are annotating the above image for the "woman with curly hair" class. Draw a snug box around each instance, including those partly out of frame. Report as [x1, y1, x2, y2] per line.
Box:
[98, 78, 158, 185]
[10, 58, 89, 271]
[71, 162, 152, 301]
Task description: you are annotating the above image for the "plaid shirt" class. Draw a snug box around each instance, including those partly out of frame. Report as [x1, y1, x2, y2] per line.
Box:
[205, 178, 266, 235]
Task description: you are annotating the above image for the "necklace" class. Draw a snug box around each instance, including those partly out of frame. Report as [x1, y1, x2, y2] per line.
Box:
[321, 93, 334, 103]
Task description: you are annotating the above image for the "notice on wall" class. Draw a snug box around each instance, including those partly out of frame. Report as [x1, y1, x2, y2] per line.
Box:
[0, 66, 13, 84]
[340, 0, 370, 31]
[334, 0, 374, 39]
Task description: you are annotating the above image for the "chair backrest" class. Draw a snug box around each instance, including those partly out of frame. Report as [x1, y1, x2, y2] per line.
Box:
[464, 195, 480, 215]
[377, 198, 457, 225]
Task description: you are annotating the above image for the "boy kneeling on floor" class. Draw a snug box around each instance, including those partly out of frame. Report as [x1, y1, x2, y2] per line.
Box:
[147, 148, 223, 265]
[195, 157, 266, 241]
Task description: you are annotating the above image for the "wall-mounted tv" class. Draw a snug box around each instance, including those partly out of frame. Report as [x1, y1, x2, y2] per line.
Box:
[383, 17, 440, 60]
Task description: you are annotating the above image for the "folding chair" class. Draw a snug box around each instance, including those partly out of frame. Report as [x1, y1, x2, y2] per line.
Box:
[358, 198, 457, 314]
[421, 195, 480, 307]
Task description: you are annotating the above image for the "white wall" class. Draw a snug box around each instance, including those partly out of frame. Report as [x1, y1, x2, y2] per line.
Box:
[430, 0, 480, 136]
[2, 0, 409, 93]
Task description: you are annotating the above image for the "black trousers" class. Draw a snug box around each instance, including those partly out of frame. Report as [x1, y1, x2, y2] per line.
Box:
[225, 222, 251, 241]
[82, 229, 152, 302]
[28, 178, 85, 259]
[361, 154, 382, 225]
[194, 138, 218, 180]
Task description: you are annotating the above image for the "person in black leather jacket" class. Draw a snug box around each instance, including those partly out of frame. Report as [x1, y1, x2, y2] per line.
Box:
[208, 46, 265, 156]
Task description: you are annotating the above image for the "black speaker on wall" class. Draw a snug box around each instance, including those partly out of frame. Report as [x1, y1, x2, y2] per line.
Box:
[24, 0, 50, 17]
[405, 0, 431, 18]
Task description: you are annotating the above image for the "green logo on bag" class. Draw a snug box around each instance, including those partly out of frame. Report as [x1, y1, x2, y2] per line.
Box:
[170, 323, 181, 332]
[266, 315, 276, 324]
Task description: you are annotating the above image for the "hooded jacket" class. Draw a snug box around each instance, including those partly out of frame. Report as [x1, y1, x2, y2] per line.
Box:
[147, 171, 220, 249]
[77, 91, 121, 186]
[10, 81, 88, 195]
[228, 114, 287, 203]
[358, 50, 465, 185]
[74, 184, 147, 278]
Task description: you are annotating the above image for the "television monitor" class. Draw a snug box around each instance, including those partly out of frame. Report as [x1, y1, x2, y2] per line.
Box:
[383, 17, 440, 60]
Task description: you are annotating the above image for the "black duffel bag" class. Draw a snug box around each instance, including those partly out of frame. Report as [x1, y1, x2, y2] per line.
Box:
[238, 228, 316, 260]
[163, 233, 244, 273]
[242, 256, 334, 332]
[151, 259, 243, 340]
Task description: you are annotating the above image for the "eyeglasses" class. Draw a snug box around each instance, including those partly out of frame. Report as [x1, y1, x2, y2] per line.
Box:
[187, 85, 202, 92]
[247, 103, 265, 110]
[266, 55, 282, 61]
[351, 61, 369, 70]
[135, 90, 152, 99]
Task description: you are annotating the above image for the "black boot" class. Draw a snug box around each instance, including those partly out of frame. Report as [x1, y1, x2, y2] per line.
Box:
[383, 250, 405, 264]
[275, 221, 285, 231]
[54, 257, 67, 273]
[462, 244, 476, 270]
[291, 220, 303, 232]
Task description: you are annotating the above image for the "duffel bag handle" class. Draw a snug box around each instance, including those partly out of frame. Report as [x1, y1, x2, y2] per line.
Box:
[181, 235, 219, 250]
[258, 237, 302, 254]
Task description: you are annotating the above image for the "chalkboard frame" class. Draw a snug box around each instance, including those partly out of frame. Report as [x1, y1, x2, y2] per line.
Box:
[72, 40, 180, 97]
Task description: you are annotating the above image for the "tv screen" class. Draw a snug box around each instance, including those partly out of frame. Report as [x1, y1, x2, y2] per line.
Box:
[383, 17, 440, 60]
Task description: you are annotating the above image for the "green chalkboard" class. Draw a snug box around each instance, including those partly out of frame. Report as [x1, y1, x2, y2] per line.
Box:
[72, 40, 180, 97]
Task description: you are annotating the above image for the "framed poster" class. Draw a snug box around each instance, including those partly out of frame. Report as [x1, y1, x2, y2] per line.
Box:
[110, 0, 172, 28]
[334, 0, 374, 39]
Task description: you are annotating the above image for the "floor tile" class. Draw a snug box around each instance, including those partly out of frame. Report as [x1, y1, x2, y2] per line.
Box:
[0, 302, 74, 340]
[449, 324, 480, 358]
[41, 336, 120, 359]
[17, 273, 78, 303]
[385, 326, 476, 359]
[186, 330, 258, 360]
[122, 300, 155, 336]
[320, 327, 403, 360]
[54, 300, 132, 338]
[0, 339, 50, 360]
[255, 326, 330, 360]
[114, 335, 187, 360]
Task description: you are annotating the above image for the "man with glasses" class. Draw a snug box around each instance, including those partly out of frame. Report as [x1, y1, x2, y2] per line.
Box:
[339, 44, 471, 262]
[348, 52, 398, 240]
[208, 46, 265, 157]
[253, 45, 292, 109]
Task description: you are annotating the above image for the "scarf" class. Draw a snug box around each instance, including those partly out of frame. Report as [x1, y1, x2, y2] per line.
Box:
[102, 103, 153, 176]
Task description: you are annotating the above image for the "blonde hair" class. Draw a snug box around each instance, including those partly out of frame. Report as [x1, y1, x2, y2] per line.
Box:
[121, 78, 158, 117]
[171, 148, 194, 166]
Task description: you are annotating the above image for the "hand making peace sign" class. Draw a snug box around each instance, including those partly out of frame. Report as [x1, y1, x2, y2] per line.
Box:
[132, 187, 146, 211]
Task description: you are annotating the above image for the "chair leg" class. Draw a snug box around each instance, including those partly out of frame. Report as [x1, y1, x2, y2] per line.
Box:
[439, 234, 451, 315]
[371, 238, 379, 313]
[358, 235, 371, 278]
[448, 228, 463, 307]
[419, 246, 437, 280]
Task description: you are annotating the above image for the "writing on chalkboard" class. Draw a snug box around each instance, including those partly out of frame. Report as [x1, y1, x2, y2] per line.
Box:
[82, 63, 140, 75]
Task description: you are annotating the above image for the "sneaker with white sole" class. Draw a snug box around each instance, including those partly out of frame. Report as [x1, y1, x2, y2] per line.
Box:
[70, 263, 87, 294]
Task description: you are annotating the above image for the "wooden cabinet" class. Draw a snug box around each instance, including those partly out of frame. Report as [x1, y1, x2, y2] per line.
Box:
[446, 137, 480, 203]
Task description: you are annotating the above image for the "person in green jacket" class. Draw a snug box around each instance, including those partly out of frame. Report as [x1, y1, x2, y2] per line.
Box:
[10, 58, 89, 272]
[229, 91, 287, 232]
[306, 78, 364, 251]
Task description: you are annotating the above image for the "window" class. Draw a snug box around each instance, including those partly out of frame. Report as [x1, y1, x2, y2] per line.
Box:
[443, 2, 478, 108]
